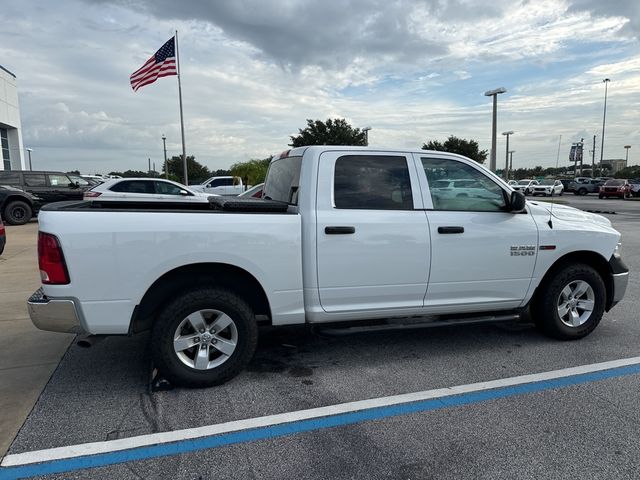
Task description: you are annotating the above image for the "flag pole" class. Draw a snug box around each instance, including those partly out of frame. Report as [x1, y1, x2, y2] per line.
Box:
[175, 29, 188, 185]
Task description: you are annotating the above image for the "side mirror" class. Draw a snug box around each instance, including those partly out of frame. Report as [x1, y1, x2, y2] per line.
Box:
[509, 190, 526, 212]
[179, 189, 189, 196]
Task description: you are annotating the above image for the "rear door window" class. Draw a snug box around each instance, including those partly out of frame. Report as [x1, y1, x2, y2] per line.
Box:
[23, 174, 46, 187]
[334, 155, 413, 210]
[110, 180, 155, 194]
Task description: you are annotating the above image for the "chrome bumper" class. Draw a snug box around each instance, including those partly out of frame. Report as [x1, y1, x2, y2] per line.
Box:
[28, 288, 85, 334]
[611, 271, 629, 309]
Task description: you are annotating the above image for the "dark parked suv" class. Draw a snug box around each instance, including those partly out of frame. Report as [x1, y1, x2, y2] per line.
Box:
[0, 170, 86, 224]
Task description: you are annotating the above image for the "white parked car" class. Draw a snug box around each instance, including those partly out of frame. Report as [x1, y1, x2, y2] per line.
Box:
[508, 180, 518, 187]
[532, 180, 564, 196]
[191, 176, 245, 196]
[430, 179, 496, 201]
[84, 178, 213, 202]
[513, 179, 539, 195]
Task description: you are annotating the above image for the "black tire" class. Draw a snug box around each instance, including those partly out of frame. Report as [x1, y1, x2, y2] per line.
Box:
[599, 194, 604, 199]
[578, 188, 587, 196]
[151, 287, 258, 388]
[533, 263, 605, 340]
[559, 190, 563, 196]
[3, 200, 32, 225]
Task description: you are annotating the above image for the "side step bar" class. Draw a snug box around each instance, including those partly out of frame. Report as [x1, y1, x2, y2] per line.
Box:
[318, 313, 521, 336]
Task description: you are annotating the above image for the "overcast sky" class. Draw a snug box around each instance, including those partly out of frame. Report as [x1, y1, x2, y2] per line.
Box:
[1, 0, 638, 174]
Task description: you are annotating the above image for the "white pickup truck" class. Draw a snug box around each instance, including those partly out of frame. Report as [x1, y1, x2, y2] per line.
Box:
[28, 146, 629, 387]
[190, 175, 245, 196]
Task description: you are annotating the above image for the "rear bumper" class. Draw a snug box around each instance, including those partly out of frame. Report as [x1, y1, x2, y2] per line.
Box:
[27, 288, 86, 334]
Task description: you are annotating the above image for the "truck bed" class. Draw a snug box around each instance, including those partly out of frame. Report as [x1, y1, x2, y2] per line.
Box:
[41, 197, 294, 214]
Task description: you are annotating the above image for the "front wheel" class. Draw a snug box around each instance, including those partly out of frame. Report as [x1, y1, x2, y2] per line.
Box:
[151, 287, 258, 388]
[533, 264, 605, 340]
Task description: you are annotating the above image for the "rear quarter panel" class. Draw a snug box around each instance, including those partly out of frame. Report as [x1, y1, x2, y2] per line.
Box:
[38, 210, 304, 334]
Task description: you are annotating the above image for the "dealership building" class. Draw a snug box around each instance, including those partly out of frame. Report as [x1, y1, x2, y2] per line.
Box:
[0, 65, 26, 171]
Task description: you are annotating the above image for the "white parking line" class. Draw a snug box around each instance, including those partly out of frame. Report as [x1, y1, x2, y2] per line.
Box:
[4, 355, 640, 469]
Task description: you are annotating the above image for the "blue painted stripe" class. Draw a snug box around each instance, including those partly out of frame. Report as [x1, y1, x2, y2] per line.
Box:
[2, 363, 640, 479]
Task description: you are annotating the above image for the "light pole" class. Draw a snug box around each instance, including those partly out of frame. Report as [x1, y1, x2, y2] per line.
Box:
[26, 148, 33, 171]
[362, 127, 371, 146]
[161, 134, 168, 179]
[624, 145, 631, 166]
[600, 78, 610, 164]
[502, 131, 514, 180]
[509, 150, 515, 175]
[484, 87, 507, 173]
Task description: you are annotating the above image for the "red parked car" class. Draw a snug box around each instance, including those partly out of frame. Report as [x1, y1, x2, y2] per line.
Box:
[0, 215, 6, 255]
[599, 179, 631, 199]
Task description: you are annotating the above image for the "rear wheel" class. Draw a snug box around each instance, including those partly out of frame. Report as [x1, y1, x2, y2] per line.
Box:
[151, 287, 258, 387]
[3, 200, 32, 225]
[533, 264, 605, 340]
[578, 188, 588, 195]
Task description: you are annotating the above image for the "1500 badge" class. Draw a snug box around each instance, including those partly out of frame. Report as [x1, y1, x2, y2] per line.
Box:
[510, 245, 536, 256]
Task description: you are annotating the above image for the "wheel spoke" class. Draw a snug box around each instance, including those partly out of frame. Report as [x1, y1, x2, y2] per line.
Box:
[212, 337, 236, 356]
[570, 309, 581, 327]
[560, 285, 572, 300]
[194, 344, 210, 369]
[211, 313, 233, 332]
[174, 334, 199, 352]
[576, 299, 595, 311]
[572, 281, 589, 298]
[186, 311, 207, 333]
[557, 303, 570, 318]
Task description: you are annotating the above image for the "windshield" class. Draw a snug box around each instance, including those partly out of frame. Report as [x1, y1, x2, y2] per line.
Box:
[605, 179, 625, 186]
[518, 180, 531, 185]
[539, 180, 555, 186]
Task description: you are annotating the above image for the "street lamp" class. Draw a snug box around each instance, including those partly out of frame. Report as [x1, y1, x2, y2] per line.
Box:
[362, 127, 372, 146]
[624, 145, 631, 166]
[600, 78, 610, 164]
[25, 148, 33, 171]
[161, 134, 168, 179]
[509, 150, 515, 174]
[502, 131, 514, 180]
[484, 87, 507, 173]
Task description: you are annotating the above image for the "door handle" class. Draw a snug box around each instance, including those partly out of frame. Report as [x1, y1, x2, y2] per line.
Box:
[325, 226, 356, 235]
[437, 226, 464, 234]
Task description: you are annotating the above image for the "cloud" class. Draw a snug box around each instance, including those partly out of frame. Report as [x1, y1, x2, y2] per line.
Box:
[569, 0, 640, 35]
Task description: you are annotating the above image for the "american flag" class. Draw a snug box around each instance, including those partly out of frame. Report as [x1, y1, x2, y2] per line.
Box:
[130, 37, 177, 91]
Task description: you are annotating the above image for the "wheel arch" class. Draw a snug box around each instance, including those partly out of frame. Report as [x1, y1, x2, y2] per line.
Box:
[130, 263, 271, 334]
[531, 250, 614, 312]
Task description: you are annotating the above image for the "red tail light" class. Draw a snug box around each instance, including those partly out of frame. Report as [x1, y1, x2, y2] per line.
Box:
[38, 232, 70, 284]
[84, 191, 102, 198]
[0, 219, 5, 236]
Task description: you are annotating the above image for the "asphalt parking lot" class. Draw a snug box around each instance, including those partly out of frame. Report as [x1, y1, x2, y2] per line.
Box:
[1, 194, 640, 479]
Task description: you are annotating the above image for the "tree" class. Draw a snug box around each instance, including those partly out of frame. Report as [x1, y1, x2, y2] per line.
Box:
[67, 170, 80, 175]
[422, 136, 488, 164]
[289, 118, 366, 147]
[165, 156, 211, 184]
[230, 158, 271, 187]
